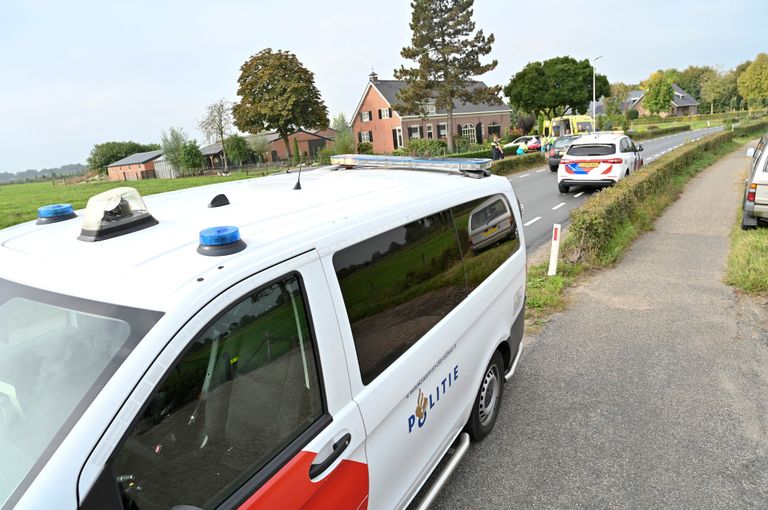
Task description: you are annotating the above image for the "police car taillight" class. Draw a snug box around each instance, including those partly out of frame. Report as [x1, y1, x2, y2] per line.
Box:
[37, 203, 76, 224]
[197, 226, 246, 256]
[78, 187, 158, 242]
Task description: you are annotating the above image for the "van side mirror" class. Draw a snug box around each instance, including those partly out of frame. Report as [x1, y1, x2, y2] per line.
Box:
[746, 148, 756, 158]
[638, 144, 644, 152]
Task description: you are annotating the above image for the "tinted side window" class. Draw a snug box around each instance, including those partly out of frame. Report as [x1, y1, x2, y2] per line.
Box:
[452, 194, 520, 291]
[334, 195, 520, 385]
[112, 274, 324, 510]
[334, 211, 466, 384]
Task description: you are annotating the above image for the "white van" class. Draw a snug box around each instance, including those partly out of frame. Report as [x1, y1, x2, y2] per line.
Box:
[0, 155, 526, 510]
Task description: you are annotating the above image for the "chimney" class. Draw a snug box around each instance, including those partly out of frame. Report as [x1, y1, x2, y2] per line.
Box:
[369, 70, 378, 83]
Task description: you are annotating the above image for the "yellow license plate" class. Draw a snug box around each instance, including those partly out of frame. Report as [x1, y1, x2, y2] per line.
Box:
[482, 226, 498, 238]
[579, 162, 599, 168]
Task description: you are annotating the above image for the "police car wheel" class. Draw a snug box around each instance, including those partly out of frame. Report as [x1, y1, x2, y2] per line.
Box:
[465, 351, 505, 442]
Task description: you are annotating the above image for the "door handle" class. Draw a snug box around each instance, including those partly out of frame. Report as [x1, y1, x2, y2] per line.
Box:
[309, 433, 351, 479]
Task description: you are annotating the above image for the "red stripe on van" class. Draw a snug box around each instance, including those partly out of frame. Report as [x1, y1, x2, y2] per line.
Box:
[239, 451, 369, 510]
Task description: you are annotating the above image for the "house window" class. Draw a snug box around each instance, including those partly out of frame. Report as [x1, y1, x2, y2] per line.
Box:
[409, 126, 421, 139]
[488, 122, 501, 138]
[380, 108, 390, 119]
[438, 123, 447, 139]
[462, 124, 476, 144]
[361, 111, 371, 122]
[423, 103, 436, 115]
[426, 124, 433, 139]
[360, 131, 371, 143]
[396, 127, 403, 148]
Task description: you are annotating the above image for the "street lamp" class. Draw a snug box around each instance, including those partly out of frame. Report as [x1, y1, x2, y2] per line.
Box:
[592, 55, 603, 131]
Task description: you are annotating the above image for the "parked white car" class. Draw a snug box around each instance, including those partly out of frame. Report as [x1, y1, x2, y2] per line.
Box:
[0, 155, 526, 510]
[557, 133, 644, 193]
[742, 135, 768, 229]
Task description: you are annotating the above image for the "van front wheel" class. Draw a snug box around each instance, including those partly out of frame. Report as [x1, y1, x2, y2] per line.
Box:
[465, 351, 505, 442]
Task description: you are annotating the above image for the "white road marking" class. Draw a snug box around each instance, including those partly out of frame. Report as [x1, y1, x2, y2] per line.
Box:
[524, 216, 541, 227]
[536, 168, 546, 173]
[574, 192, 585, 198]
[518, 173, 530, 178]
[552, 202, 566, 210]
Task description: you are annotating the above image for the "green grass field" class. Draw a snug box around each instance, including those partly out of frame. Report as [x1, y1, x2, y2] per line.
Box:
[0, 170, 271, 230]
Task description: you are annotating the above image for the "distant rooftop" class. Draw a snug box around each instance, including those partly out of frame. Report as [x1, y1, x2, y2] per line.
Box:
[108, 150, 163, 167]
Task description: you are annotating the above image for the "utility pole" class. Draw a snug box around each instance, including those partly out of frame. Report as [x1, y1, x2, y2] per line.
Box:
[592, 55, 603, 131]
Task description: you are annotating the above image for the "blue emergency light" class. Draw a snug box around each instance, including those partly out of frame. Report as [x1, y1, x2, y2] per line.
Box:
[197, 226, 246, 256]
[37, 204, 77, 224]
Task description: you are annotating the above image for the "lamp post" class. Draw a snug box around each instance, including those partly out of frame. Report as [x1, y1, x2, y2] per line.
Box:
[592, 55, 603, 131]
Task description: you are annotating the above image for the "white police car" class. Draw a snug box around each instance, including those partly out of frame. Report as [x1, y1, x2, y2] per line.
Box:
[0, 155, 526, 510]
[557, 133, 644, 193]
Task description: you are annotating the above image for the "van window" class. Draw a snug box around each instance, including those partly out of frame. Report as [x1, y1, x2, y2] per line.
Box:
[112, 274, 324, 510]
[452, 195, 520, 290]
[333, 211, 466, 384]
[333, 194, 520, 385]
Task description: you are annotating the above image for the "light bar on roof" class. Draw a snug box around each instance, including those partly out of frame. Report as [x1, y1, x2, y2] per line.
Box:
[330, 154, 492, 178]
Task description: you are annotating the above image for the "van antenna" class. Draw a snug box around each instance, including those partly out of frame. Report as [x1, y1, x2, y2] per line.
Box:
[293, 163, 303, 190]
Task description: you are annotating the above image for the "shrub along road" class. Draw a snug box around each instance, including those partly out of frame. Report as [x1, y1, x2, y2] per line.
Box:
[429, 145, 768, 508]
[514, 127, 723, 251]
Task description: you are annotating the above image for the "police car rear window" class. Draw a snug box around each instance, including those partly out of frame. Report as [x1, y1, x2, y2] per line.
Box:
[567, 144, 615, 156]
[0, 279, 162, 509]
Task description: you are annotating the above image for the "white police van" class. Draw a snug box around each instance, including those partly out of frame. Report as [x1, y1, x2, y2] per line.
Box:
[0, 155, 526, 510]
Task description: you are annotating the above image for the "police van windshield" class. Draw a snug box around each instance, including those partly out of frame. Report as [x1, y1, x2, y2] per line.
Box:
[0, 278, 162, 509]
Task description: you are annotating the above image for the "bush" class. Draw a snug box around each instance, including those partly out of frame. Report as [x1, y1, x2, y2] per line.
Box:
[357, 142, 374, 154]
[603, 118, 614, 131]
[629, 124, 691, 141]
[317, 147, 333, 165]
[491, 153, 545, 175]
[403, 138, 447, 157]
[626, 109, 639, 121]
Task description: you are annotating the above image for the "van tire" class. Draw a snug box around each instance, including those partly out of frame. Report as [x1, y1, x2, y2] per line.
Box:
[558, 182, 569, 193]
[465, 351, 505, 442]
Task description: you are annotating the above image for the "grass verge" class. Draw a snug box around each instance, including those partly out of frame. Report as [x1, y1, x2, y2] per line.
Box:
[525, 261, 583, 330]
[725, 218, 768, 295]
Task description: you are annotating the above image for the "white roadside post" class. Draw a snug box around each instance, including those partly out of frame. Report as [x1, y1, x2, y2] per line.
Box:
[548, 223, 562, 276]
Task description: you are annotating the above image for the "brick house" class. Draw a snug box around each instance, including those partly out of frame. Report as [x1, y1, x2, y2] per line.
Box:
[200, 129, 336, 167]
[107, 150, 162, 181]
[351, 72, 511, 154]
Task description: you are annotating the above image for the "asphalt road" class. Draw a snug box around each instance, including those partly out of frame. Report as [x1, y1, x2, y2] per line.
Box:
[514, 127, 724, 250]
[426, 143, 768, 509]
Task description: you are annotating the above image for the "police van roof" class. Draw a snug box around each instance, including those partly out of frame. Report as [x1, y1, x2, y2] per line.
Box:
[0, 167, 511, 311]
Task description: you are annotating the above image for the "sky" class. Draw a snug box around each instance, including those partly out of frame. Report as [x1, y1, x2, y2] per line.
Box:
[0, 0, 765, 173]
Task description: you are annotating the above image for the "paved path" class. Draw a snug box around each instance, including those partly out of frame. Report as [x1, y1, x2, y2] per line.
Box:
[432, 145, 768, 509]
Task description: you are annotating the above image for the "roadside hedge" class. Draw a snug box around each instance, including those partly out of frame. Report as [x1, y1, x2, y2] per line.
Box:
[628, 124, 691, 141]
[565, 118, 768, 265]
[491, 153, 545, 175]
[446, 148, 492, 159]
[565, 132, 733, 263]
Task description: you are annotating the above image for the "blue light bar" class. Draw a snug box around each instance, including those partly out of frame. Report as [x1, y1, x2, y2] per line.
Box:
[37, 203, 76, 224]
[197, 226, 246, 256]
[330, 154, 492, 178]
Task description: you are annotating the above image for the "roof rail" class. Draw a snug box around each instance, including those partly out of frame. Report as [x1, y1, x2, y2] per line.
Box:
[330, 154, 492, 178]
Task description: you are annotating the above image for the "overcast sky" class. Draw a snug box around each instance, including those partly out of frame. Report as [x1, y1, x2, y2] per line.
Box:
[1, 0, 764, 173]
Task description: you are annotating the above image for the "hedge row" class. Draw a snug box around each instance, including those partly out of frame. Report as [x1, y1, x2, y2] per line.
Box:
[566, 131, 734, 263]
[565, 118, 768, 264]
[628, 124, 691, 141]
[491, 153, 545, 175]
[446, 148, 492, 159]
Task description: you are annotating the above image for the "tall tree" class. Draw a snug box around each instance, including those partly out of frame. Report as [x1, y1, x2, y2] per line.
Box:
[603, 82, 634, 116]
[247, 135, 270, 162]
[700, 72, 727, 114]
[224, 134, 254, 168]
[676, 65, 718, 101]
[86, 141, 160, 175]
[331, 113, 355, 154]
[505, 57, 610, 123]
[394, 0, 500, 153]
[233, 48, 329, 161]
[643, 71, 674, 115]
[738, 53, 768, 109]
[199, 99, 233, 171]
[160, 127, 187, 172]
[178, 140, 204, 173]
